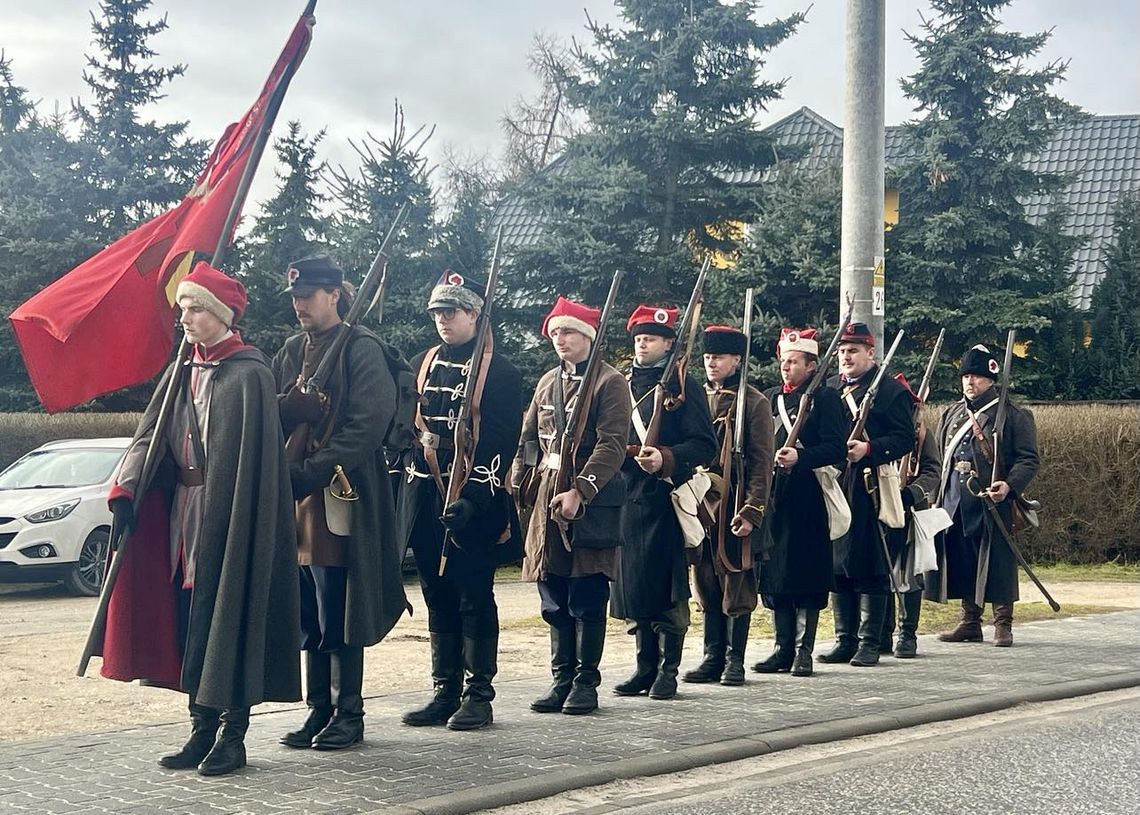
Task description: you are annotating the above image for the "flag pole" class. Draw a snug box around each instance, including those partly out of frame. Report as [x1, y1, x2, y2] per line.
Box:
[77, 1, 317, 677]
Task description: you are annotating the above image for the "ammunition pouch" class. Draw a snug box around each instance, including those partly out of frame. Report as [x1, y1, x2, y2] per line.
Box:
[570, 477, 626, 550]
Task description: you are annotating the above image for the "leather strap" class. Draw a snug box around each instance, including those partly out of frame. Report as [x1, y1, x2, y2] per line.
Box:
[414, 346, 447, 498]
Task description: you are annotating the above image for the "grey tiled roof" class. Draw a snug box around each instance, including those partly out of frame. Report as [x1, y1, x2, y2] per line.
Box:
[491, 106, 1140, 308]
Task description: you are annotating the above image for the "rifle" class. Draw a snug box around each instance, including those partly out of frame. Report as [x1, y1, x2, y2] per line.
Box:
[550, 270, 624, 548]
[715, 288, 755, 573]
[641, 254, 711, 449]
[970, 330, 1057, 610]
[438, 226, 504, 577]
[900, 327, 945, 482]
[284, 203, 409, 461]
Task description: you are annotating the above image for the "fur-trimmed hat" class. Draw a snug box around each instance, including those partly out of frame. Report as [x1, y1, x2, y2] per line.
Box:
[778, 327, 819, 358]
[542, 296, 600, 342]
[627, 304, 678, 338]
[428, 269, 486, 312]
[175, 261, 247, 327]
[839, 321, 875, 347]
[283, 254, 345, 297]
[702, 325, 747, 356]
[959, 344, 1001, 380]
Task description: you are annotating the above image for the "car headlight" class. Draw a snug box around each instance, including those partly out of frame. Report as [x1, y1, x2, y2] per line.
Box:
[24, 499, 81, 524]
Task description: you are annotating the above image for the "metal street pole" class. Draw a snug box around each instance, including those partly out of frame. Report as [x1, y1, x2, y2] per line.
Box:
[840, 0, 886, 344]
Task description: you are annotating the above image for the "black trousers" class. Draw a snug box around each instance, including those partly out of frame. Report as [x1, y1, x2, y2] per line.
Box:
[411, 509, 499, 639]
[537, 573, 609, 627]
[299, 565, 348, 652]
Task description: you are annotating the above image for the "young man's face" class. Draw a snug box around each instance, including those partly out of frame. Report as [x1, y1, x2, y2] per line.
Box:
[633, 333, 672, 366]
[961, 373, 995, 401]
[178, 298, 229, 347]
[780, 350, 817, 388]
[430, 306, 479, 345]
[703, 353, 741, 385]
[550, 327, 592, 364]
[292, 288, 341, 333]
[837, 341, 875, 379]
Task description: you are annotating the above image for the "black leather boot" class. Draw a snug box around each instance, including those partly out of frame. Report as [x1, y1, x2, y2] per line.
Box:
[531, 624, 576, 712]
[197, 707, 249, 776]
[402, 633, 463, 726]
[159, 698, 220, 769]
[791, 608, 819, 677]
[281, 650, 333, 747]
[682, 608, 726, 683]
[938, 598, 984, 643]
[894, 590, 922, 658]
[993, 603, 1014, 647]
[818, 591, 859, 663]
[648, 630, 685, 700]
[721, 613, 750, 685]
[850, 593, 888, 666]
[563, 619, 606, 715]
[447, 636, 497, 730]
[313, 646, 365, 750]
[752, 607, 795, 673]
[613, 624, 659, 696]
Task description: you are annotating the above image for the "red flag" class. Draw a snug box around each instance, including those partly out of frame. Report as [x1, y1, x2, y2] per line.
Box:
[10, 8, 315, 413]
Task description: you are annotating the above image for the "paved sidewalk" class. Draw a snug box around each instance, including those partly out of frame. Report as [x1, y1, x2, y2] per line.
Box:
[1, 611, 1138, 815]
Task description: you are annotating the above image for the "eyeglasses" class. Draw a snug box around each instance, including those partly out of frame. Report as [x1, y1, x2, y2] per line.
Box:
[429, 307, 459, 321]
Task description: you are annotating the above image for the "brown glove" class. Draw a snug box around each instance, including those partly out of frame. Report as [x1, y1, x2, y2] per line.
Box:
[280, 386, 326, 432]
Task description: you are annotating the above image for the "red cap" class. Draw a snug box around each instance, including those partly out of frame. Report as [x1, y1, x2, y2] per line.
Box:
[839, 321, 875, 347]
[627, 304, 679, 338]
[541, 296, 601, 342]
[175, 261, 248, 327]
[778, 327, 819, 357]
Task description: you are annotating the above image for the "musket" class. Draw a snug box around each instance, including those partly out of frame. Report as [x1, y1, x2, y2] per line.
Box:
[641, 254, 711, 449]
[438, 226, 504, 577]
[716, 288, 755, 573]
[900, 327, 945, 482]
[847, 329, 905, 594]
[76, 0, 317, 677]
[550, 270, 624, 548]
[285, 203, 409, 461]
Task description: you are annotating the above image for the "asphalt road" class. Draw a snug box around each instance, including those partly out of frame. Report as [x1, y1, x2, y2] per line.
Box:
[489, 689, 1140, 815]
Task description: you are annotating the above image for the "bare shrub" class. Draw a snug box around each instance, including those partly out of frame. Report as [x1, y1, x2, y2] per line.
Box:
[0, 413, 140, 470]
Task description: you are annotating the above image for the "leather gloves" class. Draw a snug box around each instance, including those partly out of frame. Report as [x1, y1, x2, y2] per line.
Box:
[280, 386, 326, 432]
[440, 498, 476, 533]
[109, 496, 135, 536]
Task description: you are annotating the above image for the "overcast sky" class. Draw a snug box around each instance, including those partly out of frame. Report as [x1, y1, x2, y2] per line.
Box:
[3, 0, 1138, 213]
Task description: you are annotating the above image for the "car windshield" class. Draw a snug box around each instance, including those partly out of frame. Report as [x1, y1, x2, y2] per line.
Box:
[0, 448, 125, 489]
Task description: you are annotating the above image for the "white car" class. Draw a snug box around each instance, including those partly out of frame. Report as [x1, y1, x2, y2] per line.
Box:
[0, 437, 131, 596]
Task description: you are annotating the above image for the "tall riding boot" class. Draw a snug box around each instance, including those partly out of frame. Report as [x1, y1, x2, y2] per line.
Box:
[791, 608, 819, 677]
[281, 650, 333, 747]
[159, 697, 220, 769]
[563, 619, 606, 715]
[402, 632, 464, 726]
[850, 593, 888, 666]
[531, 623, 576, 712]
[447, 636, 498, 730]
[752, 608, 796, 673]
[613, 624, 660, 696]
[682, 608, 726, 683]
[649, 630, 685, 700]
[895, 590, 922, 658]
[818, 591, 859, 663]
[993, 603, 1014, 647]
[721, 613, 751, 685]
[938, 598, 984, 643]
[313, 646, 365, 749]
[197, 707, 249, 776]
[879, 594, 897, 654]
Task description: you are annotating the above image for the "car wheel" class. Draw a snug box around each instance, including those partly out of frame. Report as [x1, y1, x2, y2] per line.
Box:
[64, 528, 111, 597]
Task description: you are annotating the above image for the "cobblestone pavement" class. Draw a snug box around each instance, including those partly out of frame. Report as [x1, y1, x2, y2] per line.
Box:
[1, 611, 1138, 815]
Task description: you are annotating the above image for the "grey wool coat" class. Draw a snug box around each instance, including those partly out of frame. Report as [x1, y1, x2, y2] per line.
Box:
[273, 325, 410, 647]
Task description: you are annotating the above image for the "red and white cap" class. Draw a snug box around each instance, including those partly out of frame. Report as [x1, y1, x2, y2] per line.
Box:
[778, 327, 819, 357]
[542, 296, 601, 342]
[626, 304, 679, 338]
[175, 261, 247, 327]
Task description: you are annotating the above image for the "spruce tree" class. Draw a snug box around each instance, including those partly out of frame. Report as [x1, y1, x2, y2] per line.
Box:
[241, 121, 328, 354]
[72, 0, 207, 239]
[885, 0, 1083, 399]
[508, 0, 803, 351]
